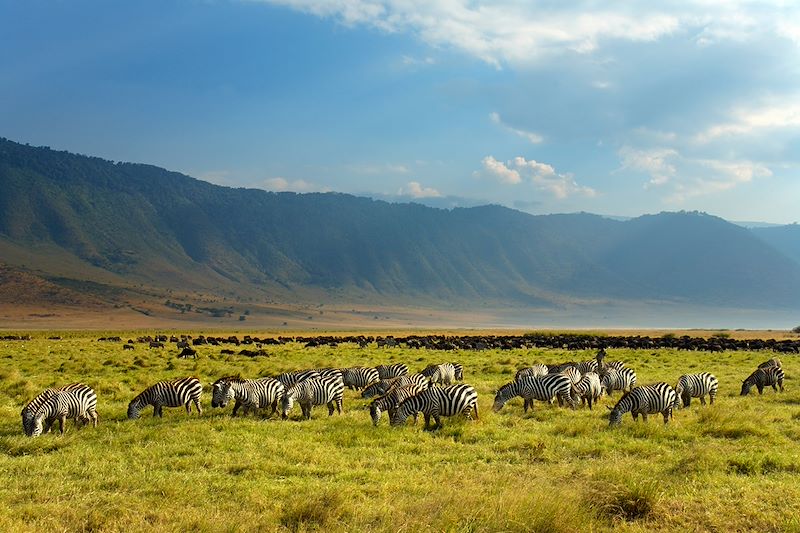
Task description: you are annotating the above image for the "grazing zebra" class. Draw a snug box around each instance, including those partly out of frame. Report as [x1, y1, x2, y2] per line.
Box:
[422, 363, 457, 386]
[674, 373, 719, 407]
[275, 369, 321, 389]
[608, 383, 677, 426]
[492, 374, 575, 413]
[758, 357, 782, 369]
[451, 362, 464, 381]
[127, 376, 203, 419]
[571, 372, 603, 410]
[340, 366, 380, 390]
[315, 368, 344, 381]
[516, 364, 548, 380]
[595, 349, 625, 377]
[281, 376, 344, 419]
[375, 363, 409, 380]
[211, 376, 284, 416]
[21, 383, 98, 436]
[369, 383, 427, 426]
[390, 383, 478, 430]
[561, 366, 582, 385]
[741, 366, 785, 395]
[601, 368, 637, 396]
[30, 390, 96, 437]
[361, 374, 428, 399]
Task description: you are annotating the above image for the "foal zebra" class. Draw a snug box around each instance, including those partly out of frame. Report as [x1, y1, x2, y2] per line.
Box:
[608, 382, 677, 426]
[369, 383, 427, 426]
[127, 376, 203, 419]
[571, 372, 603, 410]
[30, 390, 97, 437]
[390, 383, 478, 430]
[281, 376, 344, 420]
[674, 372, 718, 407]
[741, 366, 785, 395]
[21, 383, 98, 436]
[492, 374, 574, 413]
[375, 363, 409, 380]
[211, 376, 285, 417]
[341, 366, 380, 390]
[600, 368, 637, 396]
[361, 374, 428, 399]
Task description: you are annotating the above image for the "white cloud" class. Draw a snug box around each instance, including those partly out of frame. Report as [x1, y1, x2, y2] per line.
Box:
[477, 155, 595, 198]
[695, 99, 800, 143]
[489, 112, 544, 144]
[261, 177, 328, 192]
[348, 162, 410, 175]
[398, 181, 442, 198]
[618, 146, 679, 187]
[255, 1, 800, 66]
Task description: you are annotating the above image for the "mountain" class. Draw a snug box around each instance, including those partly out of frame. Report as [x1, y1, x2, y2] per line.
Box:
[750, 224, 800, 266]
[2, 137, 800, 312]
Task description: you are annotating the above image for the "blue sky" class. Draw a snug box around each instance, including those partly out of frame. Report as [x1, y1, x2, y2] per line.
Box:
[2, 0, 800, 223]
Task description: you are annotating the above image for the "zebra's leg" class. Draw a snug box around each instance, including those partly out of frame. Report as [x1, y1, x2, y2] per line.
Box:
[327, 401, 335, 416]
[780, 380, 785, 392]
[699, 396, 706, 406]
[641, 413, 648, 422]
[153, 405, 159, 417]
[195, 399, 202, 415]
[772, 383, 778, 392]
[663, 410, 671, 424]
[757, 385, 764, 395]
[473, 401, 479, 420]
[587, 396, 593, 411]
[157, 405, 164, 418]
[58, 415, 67, 435]
[431, 413, 442, 430]
[232, 400, 242, 416]
[270, 399, 278, 417]
[185, 401, 192, 415]
[423, 413, 431, 429]
[336, 398, 343, 414]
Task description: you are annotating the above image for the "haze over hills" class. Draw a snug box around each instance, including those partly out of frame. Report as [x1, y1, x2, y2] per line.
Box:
[1, 137, 800, 327]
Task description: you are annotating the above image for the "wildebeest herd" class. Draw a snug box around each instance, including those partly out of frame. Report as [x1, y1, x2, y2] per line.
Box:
[18, 334, 788, 436]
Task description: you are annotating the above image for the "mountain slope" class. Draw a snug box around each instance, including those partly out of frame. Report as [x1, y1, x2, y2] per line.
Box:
[2, 137, 800, 310]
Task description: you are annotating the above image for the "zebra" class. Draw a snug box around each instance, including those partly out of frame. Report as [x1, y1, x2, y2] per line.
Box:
[561, 366, 582, 385]
[340, 366, 380, 390]
[315, 368, 344, 381]
[674, 372, 719, 407]
[571, 372, 603, 410]
[30, 390, 97, 437]
[361, 374, 429, 399]
[451, 362, 464, 381]
[608, 383, 677, 426]
[741, 366, 785, 395]
[595, 349, 626, 377]
[422, 363, 457, 386]
[492, 374, 575, 413]
[127, 376, 203, 419]
[515, 364, 548, 380]
[575, 360, 598, 375]
[601, 368, 637, 396]
[758, 357, 782, 369]
[390, 383, 478, 430]
[281, 376, 344, 420]
[21, 383, 98, 436]
[369, 383, 427, 426]
[375, 363, 409, 380]
[211, 376, 285, 417]
[275, 369, 321, 389]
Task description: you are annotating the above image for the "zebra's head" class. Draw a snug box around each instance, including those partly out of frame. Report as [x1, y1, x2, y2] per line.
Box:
[21, 410, 35, 437]
[740, 379, 753, 396]
[369, 402, 382, 426]
[390, 400, 414, 427]
[607, 406, 624, 426]
[30, 412, 46, 437]
[127, 399, 143, 420]
[211, 381, 234, 408]
[280, 392, 294, 419]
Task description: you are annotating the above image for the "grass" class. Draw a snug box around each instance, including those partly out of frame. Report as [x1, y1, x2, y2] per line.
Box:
[0, 332, 798, 531]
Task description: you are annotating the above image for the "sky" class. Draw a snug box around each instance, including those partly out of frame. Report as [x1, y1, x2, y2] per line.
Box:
[2, 0, 800, 223]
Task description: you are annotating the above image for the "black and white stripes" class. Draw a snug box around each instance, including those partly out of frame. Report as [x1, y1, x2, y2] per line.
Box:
[281, 376, 345, 419]
[28, 385, 99, 437]
[211, 376, 285, 416]
[675, 373, 718, 407]
[390, 384, 478, 430]
[127, 376, 203, 419]
[22, 383, 98, 436]
[741, 366, 785, 395]
[493, 374, 575, 413]
[608, 382, 677, 425]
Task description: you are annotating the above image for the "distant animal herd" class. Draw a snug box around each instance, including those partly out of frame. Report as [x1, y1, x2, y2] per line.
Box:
[14, 333, 790, 437]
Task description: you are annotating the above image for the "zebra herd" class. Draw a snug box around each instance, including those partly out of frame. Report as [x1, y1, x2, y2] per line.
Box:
[18, 354, 786, 436]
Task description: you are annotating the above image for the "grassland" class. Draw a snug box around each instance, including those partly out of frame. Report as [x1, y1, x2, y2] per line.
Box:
[1, 332, 799, 532]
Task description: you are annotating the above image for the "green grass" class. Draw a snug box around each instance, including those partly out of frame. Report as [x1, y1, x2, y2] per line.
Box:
[0, 334, 798, 532]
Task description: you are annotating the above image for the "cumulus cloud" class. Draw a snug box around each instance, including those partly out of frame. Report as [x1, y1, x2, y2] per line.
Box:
[397, 181, 442, 198]
[477, 155, 595, 199]
[261, 177, 328, 192]
[255, 1, 800, 67]
[489, 112, 543, 144]
[695, 99, 800, 143]
[618, 146, 678, 187]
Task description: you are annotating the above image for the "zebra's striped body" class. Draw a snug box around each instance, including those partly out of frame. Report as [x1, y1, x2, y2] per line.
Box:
[22, 383, 98, 436]
[515, 364, 548, 380]
[492, 374, 575, 413]
[361, 374, 428, 399]
[675, 372, 718, 407]
[391, 384, 478, 430]
[574, 360, 598, 375]
[31, 390, 95, 437]
[375, 363, 409, 380]
[281, 376, 344, 419]
[741, 366, 785, 395]
[369, 383, 427, 426]
[601, 368, 637, 396]
[275, 370, 321, 389]
[423, 362, 457, 386]
[127, 377, 203, 419]
[608, 383, 677, 425]
[561, 366, 581, 385]
[316, 368, 344, 381]
[571, 372, 603, 410]
[211, 376, 285, 416]
[341, 366, 380, 390]
[758, 357, 782, 369]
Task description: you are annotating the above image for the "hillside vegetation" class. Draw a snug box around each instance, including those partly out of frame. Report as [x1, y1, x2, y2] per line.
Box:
[0, 333, 798, 532]
[2, 138, 800, 312]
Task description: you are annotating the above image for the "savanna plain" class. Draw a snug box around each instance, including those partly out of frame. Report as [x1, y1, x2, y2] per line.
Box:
[1, 331, 799, 532]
